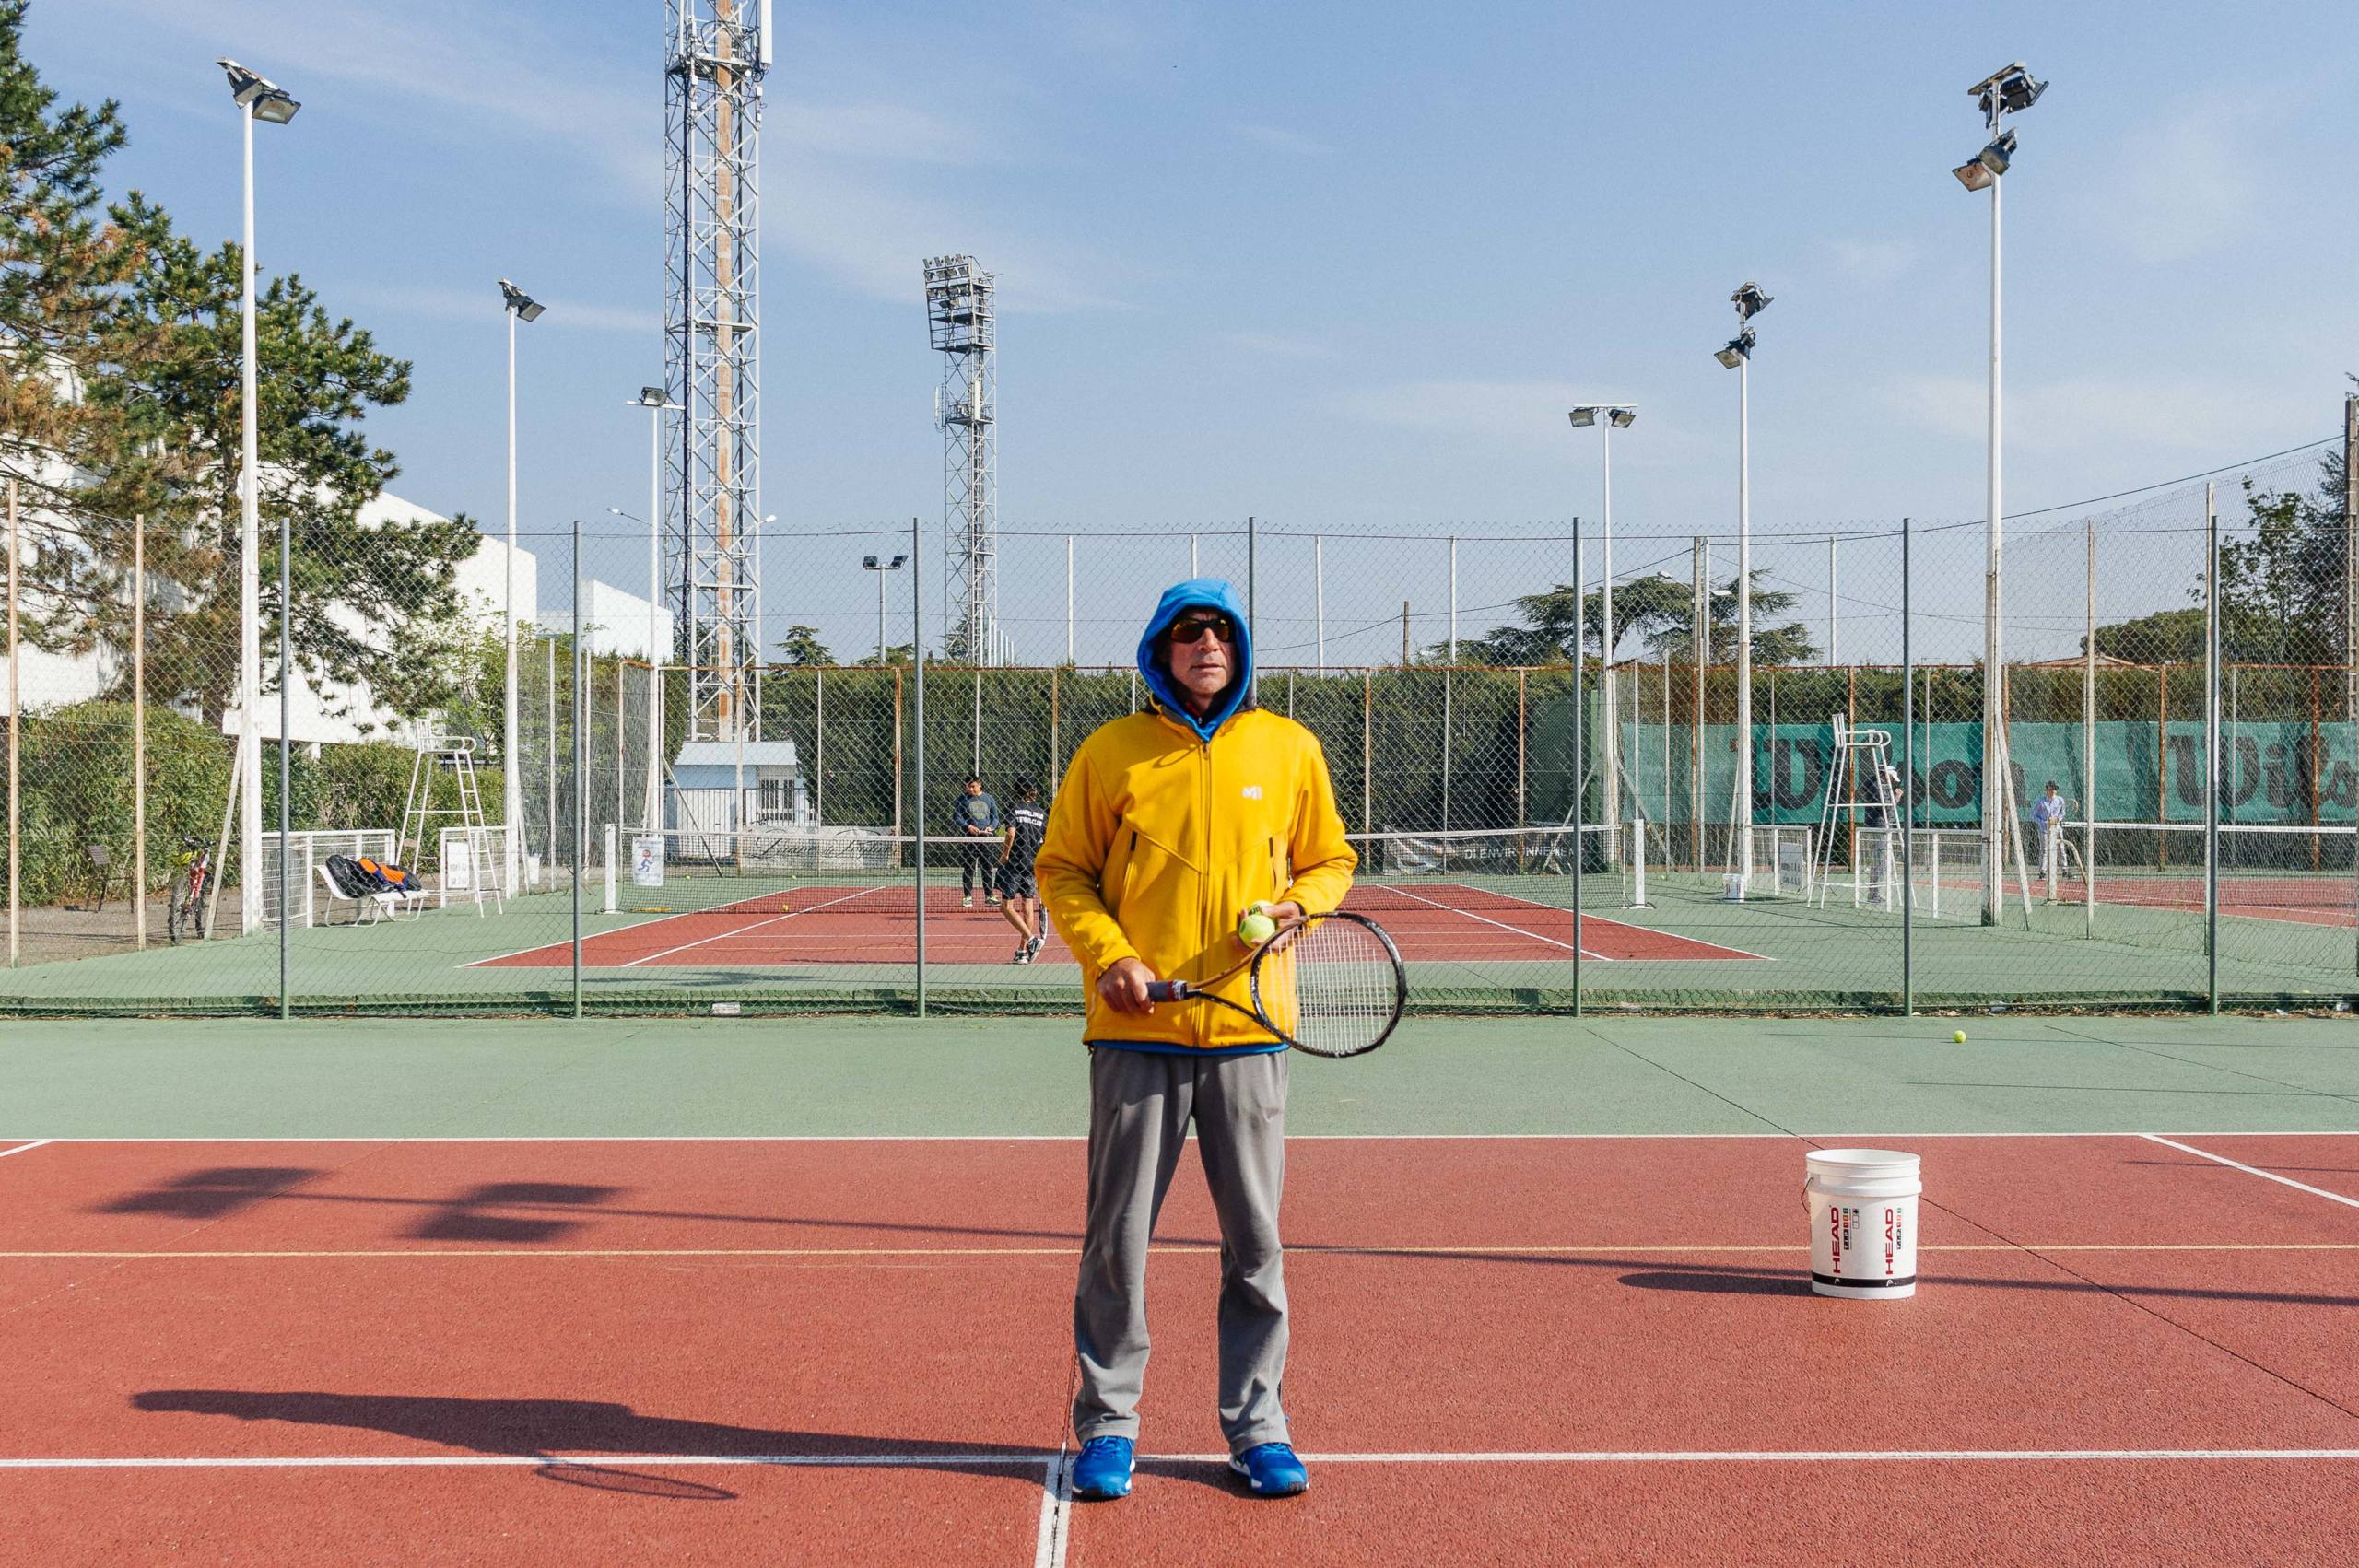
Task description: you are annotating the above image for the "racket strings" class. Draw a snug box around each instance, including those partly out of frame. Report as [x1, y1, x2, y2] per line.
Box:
[1260, 915, 1400, 1057]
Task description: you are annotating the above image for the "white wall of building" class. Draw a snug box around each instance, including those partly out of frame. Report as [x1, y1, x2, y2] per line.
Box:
[534, 578, 675, 663]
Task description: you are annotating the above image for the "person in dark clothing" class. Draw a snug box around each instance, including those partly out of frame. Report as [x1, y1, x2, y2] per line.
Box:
[998, 778, 1050, 963]
[952, 775, 1002, 907]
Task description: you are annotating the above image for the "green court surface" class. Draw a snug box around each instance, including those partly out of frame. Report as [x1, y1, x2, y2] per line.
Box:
[6, 1013, 2357, 1140]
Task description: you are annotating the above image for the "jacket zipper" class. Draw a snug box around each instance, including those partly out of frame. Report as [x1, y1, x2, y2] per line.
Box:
[1197, 729, 1213, 1049]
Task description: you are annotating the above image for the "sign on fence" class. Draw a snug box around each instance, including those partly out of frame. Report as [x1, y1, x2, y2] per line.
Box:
[632, 835, 666, 888]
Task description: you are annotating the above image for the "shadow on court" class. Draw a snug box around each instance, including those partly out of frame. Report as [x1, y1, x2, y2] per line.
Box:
[131, 1389, 1060, 1499]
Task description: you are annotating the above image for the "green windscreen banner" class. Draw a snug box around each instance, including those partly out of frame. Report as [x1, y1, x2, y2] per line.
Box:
[1617, 720, 2359, 827]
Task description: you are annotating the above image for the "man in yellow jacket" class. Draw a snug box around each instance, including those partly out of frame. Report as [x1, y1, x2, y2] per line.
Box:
[1037, 578, 1356, 1502]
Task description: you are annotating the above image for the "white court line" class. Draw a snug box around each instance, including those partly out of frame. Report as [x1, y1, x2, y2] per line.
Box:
[2, 1448, 2353, 1471]
[1032, 1449, 1071, 1568]
[2143, 1134, 2359, 1211]
[6, 1242, 2354, 1261]
[1385, 881, 1776, 965]
[1381, 883, 1610, 961]
[622, 885, 883, 969]
[0, 1140, 53, 1160]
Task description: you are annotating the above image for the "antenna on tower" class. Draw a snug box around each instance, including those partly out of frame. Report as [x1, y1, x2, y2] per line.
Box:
[924, 254, 1001, 665]
[665, 1, 770, 742]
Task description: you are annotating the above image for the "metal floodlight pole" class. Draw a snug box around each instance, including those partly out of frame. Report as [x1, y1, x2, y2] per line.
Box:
[630, 388, 674, 832]
[500, 278, 546, 896]
[1571, 404, 1637, 826]
[1065, 535, 1074, 665]
[1954, 61, 2046, 927]
[215, 64, 300, 936]
[1571, 509, 1584, 1014]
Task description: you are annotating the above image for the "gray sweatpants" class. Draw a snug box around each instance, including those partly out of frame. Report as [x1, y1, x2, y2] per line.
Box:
[1072, 1046, 1290, 1455]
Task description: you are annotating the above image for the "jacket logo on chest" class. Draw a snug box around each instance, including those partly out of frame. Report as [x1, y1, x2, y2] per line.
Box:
[1240, 785, 1263, 800]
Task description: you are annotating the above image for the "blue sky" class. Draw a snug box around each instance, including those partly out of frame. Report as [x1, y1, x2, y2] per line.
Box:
[27, 0, 2359, 665]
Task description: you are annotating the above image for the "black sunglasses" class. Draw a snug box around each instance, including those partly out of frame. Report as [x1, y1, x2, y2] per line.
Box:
[1165, 614, 1237, 645]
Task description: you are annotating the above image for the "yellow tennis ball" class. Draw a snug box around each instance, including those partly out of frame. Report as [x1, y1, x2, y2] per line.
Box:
[1238, 911, 1279, 945]
[1952, 1030, 1967, 1044]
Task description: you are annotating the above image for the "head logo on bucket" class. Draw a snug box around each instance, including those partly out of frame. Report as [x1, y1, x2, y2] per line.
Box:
[1805, 1149, 1920, 1300]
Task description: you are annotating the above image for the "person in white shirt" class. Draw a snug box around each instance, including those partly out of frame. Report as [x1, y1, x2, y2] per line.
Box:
[2031, 781, 2070, 899]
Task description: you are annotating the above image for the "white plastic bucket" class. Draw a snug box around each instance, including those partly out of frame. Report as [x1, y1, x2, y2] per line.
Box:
[1721, 872, 1745, 902]
[1804, 1149, 1919, 1300]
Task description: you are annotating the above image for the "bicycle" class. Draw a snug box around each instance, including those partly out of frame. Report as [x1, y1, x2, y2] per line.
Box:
[166, 835, 215, 944]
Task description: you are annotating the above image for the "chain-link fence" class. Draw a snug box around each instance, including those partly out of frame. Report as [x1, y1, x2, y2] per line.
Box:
[6, 430, 2358, 1015]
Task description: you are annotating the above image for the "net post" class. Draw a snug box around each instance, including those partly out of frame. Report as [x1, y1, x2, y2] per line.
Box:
[2205, 483, 2219, 1013]
[604, 822, 617, 915]
[1901, 516, 1913, 1016]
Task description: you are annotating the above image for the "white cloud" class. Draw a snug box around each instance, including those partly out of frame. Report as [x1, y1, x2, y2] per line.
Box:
[99, 0, 1115, 309]
[346, 286, 661, 334]
[1235, 123, 1337, 158]
[1336, 380, 1582, 451]
[1828, 239, 1915, 287]
[1217, 331, 1331, 360]
[2096, 104, 2261, 263]
[1888, 373, 2316, 455]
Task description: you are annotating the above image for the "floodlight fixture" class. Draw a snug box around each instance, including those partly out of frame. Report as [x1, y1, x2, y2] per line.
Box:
[217, 58, 299, 123]
[631, 385, 675, 408]
[1569, 404, 1637, 430]
[499, 278, 545, 322]
[1715, 333, 1753, 369]
[1970, 62, 2047, 128]
[1953, 128, 2016, 191]
[1731, 281, 1772, 322]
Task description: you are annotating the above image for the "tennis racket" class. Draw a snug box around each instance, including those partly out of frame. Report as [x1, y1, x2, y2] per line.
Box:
[1144, 911, 1405, 1059]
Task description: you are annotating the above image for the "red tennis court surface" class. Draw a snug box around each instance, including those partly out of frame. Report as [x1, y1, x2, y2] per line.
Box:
[477, 883, 1761, 969]
[2, 1133, 2353, 1563]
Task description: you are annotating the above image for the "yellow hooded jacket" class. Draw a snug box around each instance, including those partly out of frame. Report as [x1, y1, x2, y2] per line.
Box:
[1038, 705, 1357, 1050]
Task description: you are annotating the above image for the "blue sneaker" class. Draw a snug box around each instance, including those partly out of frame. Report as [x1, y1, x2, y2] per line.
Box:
[1069, 1435, 1134, 1500]
[1227, 1442, 1309, 1496]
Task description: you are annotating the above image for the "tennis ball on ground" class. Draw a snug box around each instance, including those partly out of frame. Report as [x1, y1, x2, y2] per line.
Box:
[1953, 1030, 1967, 1044]
[1238, 910, 1279, 945]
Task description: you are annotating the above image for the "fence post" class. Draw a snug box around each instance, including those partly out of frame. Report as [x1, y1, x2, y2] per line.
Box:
[1901, 517, 1913, 1016]
[1361, 670, 1373, 832]
[571, 519, 584, 1022]
[1571, 513, 1584, 1016]
[912, 517, 926, 1018]
[278, 454, 292, 1019]
[2084, 517, 2096, 938]
[2205, 484, 2220, 1013]
[891, 667, 904, 862]
[1050, 666, 1061, 786]
[6, 478, 17, 970]
[814, 669, 825, 825]
[135, 513, 147, 950]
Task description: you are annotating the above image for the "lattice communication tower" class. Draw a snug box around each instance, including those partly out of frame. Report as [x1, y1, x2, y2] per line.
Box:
[925, 255, 1003, 663]
[665, 0, 770, 740]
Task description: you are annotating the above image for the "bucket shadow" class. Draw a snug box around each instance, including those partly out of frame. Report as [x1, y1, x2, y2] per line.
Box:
[132, 1389, 1055, 1501]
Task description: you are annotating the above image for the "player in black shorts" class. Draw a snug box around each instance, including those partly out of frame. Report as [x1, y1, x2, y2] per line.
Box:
[998, 778, 1050, 964]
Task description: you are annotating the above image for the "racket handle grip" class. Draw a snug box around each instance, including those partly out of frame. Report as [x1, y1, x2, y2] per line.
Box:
[1144, 980, 1190, 1003]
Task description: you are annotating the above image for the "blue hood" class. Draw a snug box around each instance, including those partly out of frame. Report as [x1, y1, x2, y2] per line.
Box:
[1136, 578, 1254, 742]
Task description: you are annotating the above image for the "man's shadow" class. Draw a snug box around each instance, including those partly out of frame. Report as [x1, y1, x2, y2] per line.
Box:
[134, 1390, 1056, 1502]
